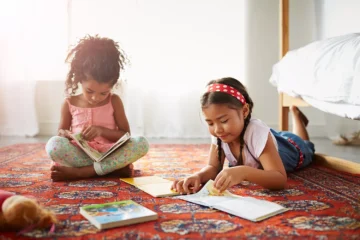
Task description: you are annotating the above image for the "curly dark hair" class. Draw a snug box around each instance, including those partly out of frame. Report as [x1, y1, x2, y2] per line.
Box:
[64, 35, 127, 96]
[201, 77, 254, 166]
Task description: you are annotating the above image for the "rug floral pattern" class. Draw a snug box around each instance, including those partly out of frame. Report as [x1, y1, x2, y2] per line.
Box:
[0, 143, 359, 239]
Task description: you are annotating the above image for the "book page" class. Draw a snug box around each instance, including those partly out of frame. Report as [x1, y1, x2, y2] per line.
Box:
[175, 180, 236, 207]
[120, 176, 171, 186]
[105, 132, 130, 153]
[175, 180, 287, 221]
[97, 133, 130, 161]
[213, 197, 287, 221]
[120, 176, 178, 197]
[138, 182, 178, 197]
[70, 132, 104, 160]
[178, 194, 236, 207]
[69, 132, 130, 162]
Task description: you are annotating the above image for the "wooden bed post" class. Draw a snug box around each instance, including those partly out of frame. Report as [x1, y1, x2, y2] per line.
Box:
[279, 0, 289, 131]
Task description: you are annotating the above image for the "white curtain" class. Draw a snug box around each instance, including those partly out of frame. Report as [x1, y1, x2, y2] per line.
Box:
[2, 0, 359, 141]
[0, 0, 68, 136]
[0, 0, 246, 138]
[69, 0, 246, 138]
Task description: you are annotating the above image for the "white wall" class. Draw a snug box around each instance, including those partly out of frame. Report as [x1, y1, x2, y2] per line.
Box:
[244, 0, 325, 136]
[35, 80, 64, 135]
[244, 0, 360, 137]
[37, 0, 246, 136]
[0, 0, 68, 136]
[315, 0, 360, 39]
[314, 0, 360, 137]
[36, 0, 360, 137]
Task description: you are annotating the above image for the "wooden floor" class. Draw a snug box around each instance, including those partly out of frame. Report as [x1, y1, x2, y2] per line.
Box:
[314, 153, 360, 174]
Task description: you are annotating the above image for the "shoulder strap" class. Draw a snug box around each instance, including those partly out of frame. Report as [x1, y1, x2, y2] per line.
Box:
[107, 93, 114, 106]
[65, 97, 72, 109]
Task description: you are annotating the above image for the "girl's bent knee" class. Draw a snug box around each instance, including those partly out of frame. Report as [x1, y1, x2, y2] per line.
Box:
[133, 136, 149, 156]
[45, 136, 69, 159]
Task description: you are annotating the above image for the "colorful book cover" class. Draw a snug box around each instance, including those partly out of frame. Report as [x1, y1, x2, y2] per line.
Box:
[79, 200, 158, 230]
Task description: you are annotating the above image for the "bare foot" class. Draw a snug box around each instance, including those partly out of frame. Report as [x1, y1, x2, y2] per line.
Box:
[50, 165, 96, 182]
[332, 135, 350, 145]
[290, 106, 309, 127]
[106, 164, 134, 178]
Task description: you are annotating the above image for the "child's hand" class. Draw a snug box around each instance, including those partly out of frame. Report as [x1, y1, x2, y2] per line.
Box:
[214, 168, 245, 193]
[172, 174, 201, 194]
[81, 125, 103, 141]
[58, 129, 71, 139]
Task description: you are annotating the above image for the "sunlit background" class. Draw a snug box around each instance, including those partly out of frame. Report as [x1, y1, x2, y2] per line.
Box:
[0, 0, 245, 138]
[0, 0, 359, 139]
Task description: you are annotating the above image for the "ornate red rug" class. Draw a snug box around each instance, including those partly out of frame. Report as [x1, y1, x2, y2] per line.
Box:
[0, 143, 359, 239]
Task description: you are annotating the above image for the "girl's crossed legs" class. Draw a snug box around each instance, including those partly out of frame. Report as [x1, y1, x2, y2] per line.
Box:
[45, 136, 149, 181]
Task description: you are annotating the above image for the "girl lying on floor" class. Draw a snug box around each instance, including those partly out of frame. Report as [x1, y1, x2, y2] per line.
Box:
[172, 77, 315, 193]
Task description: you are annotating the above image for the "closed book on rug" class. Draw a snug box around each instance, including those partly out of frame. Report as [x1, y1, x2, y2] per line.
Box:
[175, 180, 288, 222]
[79, 200, 158, 230]
[120, 176, 179, 197]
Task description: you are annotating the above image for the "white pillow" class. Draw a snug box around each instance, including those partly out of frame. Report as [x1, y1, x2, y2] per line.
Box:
[269, 33, 360, 106]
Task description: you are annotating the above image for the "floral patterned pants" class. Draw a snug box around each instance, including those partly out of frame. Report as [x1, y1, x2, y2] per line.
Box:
[45, 136, 149, 175]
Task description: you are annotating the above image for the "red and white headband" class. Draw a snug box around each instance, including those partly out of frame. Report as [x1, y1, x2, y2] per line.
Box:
[206, 83, 246, 104]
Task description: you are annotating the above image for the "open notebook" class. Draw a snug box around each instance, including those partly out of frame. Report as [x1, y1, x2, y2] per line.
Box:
[175, 180, 288, 222]
[120, 176, 179, 197]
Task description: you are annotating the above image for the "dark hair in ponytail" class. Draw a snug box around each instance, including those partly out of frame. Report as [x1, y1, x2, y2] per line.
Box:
[201, 77, 254, 165]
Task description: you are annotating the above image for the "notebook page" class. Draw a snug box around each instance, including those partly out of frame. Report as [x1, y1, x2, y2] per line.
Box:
[214, 197, 286, 221]
[138, 182, 178, 197]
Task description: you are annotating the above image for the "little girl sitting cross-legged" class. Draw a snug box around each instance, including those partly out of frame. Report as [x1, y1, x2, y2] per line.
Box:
[45, 35, 149, 181]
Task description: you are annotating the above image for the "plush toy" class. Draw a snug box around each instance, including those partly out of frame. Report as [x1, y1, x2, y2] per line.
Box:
[0, 190, 57, 232]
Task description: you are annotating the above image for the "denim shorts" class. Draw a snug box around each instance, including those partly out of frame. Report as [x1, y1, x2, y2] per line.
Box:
[270, 129, 315, 172]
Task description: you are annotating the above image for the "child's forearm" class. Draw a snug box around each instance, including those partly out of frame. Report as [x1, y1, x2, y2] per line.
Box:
[100, 127, 128, 142]
[197, 165, 220, 184]
[237, 166, 287, 190]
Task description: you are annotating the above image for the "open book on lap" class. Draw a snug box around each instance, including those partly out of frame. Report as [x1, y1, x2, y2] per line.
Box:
[175, 180, 288, 222]
[67, 131, 130, 162]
